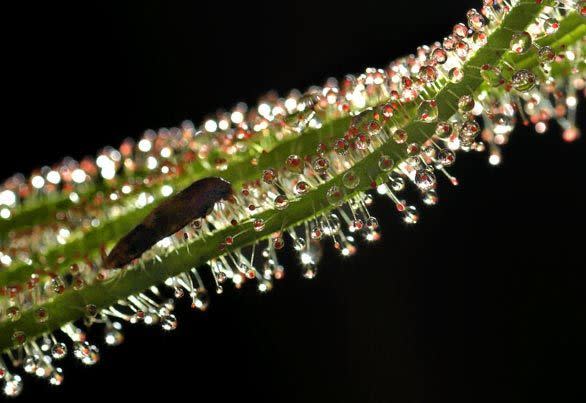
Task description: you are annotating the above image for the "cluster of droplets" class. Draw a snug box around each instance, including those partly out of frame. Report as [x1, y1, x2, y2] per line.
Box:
[2, 0, 586, 397]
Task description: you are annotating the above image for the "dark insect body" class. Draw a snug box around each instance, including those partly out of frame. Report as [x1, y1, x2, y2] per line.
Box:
[105, 177, 233, 269]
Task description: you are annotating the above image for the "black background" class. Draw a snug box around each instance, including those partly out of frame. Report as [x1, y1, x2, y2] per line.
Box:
[3, 1, 585, 402]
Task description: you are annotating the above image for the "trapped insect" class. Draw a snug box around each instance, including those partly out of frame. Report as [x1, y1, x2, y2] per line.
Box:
[105, 177, 233, 269]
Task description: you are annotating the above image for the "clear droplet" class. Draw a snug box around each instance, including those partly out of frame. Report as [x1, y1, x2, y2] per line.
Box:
[436, 149, 456, 167]
[403, 205, 420, 224]
[448, 67, 464, 83]
[392, 129, 408, 144]
[285, 155, 303, 173]
[435, 122, 453, 138]
[49, 368, 64, 386]
[510, 31, 532, 54]
[389, 173, 405, 192]
[334, 138, 349, 155]
[511, 69, 536, 92]
[342, 170, 360, 189]
[466, 9, 485, 31]
[273, 236, 285, 250]
[105, 324, 124, 346]
[326, 186, 344, 207]
[312, 157, 330, 173]
[73, 341, 100, 366]
[492, 114, 514, 135]
[293, 237, 306, 251]
[418, 99, 438, 122]
[455, 41, 469, 59]
[6, 306, 21, 322]
[24, 354, 41, 374]
[431, 47, 448, 64]
[538, 46, 555, 63]
[310, 226, 323, 240]
[262, 168, 278, 184]
[3, 374, 23, 397]
[51, 342, 68, 359]
[161, 314, 178, 331]
[366, 217, 379, 230]
[294, 181, 310, 195]
[415, 170, 437, 192]
[301, 263, 318, 279]
[458, 95, 475, 113]
[253, 218, 265, 232]
[423, 189, 439, 205]
[480, 64, 503, 87]
[460, 120, 480, 140]
[85, 304, 98, 318]
[378, 155, 394, 172]
[274, 195, 289, 210]
[543, 18, 559, 34]
[11, 330, 26, 346]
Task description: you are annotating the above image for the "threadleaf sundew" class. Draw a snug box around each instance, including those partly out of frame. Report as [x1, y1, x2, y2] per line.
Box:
[0, 0, 585, 396]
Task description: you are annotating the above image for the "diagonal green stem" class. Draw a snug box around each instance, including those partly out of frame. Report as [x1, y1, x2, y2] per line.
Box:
[1, 3, 584, 351]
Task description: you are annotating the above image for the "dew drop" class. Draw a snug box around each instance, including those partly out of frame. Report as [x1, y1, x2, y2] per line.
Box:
[313, 157, 330, 173]
[294, 181, 310, 195]
[24, 354, 41, 374]
[418, 99, 438, 122]
[492, 114, 514, 135]
[253, 218, 265, 232]
[392, 129, 408, 144]
[458, 95, 475, 113]
[6, 306, 21, 322]
[510, 31, 532, 54]
[285, 154, 303, 173]
[273, 236, 285, 250]
[301, 264, 318, 279]
[419, 66, 438, 83]
[293, 237, 306, 251]
[334, 138, 350, 155]
[342, 170, 360, 189]
[274, 194, 289, 210]
[453, 23, 468, 38]
[460, 120, 481, 140]
[435, 121, 453, 138]
[161, 314, 178, 331]
[310, 226, 323, 240]
[51, 342, 68, 359]
[403, 205, 420, 224]
[431, 47, 448, 64]
[73, 341, 100, 366]
[12, 330, 26, 346]
[389, 173, 405, 192]
[436, 149, 456, 167]
[423, 189, 439, 206]
[466, 9, 485, 31]
[85, 304, 98, 318]
[448, 67, 464, 83]
[326, 186, 344, 207]
[3, 374, 23, 397]
[49, 368, 64, 386]
[538, 46, 555, 63]
[350, 219, 364, 232]
[455, 41, 470, 59]
[262, 168, 278, 184]
[366, 217, 379, 230]
[415, 170, 437, 192]
[511, 69, 536, 92]
[378, 155, 394, 172]
[480, 64, 503, 87]
[105, 324, 124, 346]
[543, 18, 559, 35]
